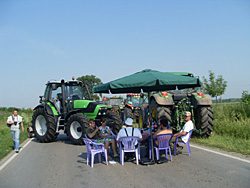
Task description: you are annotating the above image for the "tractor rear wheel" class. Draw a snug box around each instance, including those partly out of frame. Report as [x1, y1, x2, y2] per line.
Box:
[32, 107, 57, 143]
[123, 106, 133, 121]
[106, 110, 122, 135]
[149, 99, 172, 126]
[196, 106, 214, 137]
[138, 107, 148, 128]
[66, 113, 89, 145]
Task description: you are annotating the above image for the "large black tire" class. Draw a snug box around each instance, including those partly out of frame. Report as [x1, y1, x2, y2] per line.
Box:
[149, 99, 172, 126]
[66, 113, 89, 145]
[123, 106, 133, 121]
[138, 107, 148, 128]
[195, 106, 214, 137]
[32, 107, 57, 143]
[106, 110, 122, 135]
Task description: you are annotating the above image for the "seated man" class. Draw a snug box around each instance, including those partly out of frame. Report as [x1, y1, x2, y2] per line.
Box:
[145, 118, 172, 157]
[116, 118, 142, 161]
[152, 118, 172, 146]
[86, 119, 118, 158]
[169, 111, 194, 152]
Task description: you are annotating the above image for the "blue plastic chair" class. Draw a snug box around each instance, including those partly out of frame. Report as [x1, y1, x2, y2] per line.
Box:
[83, 138, 108, 168]
[174, 130, 193, 156]
[149, 134, 173, 161]
[118, 136, 141, 165]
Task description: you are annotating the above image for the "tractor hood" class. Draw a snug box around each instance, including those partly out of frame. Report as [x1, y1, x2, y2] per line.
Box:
[73, 100, 107, 113]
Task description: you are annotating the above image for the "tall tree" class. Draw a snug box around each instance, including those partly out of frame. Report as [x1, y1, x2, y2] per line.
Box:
[77, 75, 103, 100]
[202, 70, 227, 103]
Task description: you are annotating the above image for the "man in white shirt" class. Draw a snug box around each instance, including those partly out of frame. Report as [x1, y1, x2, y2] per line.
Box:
[117, 118, 142, 161]
[169, 111, 194, 152]
[6, 109, 24, 153]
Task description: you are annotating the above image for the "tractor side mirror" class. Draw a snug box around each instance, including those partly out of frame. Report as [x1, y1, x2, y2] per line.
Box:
[39, 96, 43, 103]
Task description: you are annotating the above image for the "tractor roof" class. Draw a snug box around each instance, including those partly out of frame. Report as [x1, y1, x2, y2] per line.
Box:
[46, 80, 82, 85]
[166, 72, 194, 77]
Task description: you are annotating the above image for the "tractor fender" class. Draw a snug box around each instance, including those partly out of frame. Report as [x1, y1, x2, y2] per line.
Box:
[65, 109, 83, 123]
[33, 103, 57, 117]
[192, 93, 212, 108]
[150, 93, 174, 106]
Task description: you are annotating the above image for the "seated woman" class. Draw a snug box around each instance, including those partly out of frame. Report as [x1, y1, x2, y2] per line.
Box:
[99, 118, 119, 158]
[99, 118, 114, 141]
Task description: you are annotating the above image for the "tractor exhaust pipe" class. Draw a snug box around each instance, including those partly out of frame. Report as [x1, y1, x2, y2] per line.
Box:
[84, 80, 93, 100]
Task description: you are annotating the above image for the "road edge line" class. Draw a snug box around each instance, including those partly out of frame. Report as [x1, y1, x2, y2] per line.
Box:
[0, 138, 34, 171]
[190, 144, 250, 164]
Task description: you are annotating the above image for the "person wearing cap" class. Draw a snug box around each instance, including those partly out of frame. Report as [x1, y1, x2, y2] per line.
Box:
[169, 111, 194, 152]
[116, 118, 142, 161]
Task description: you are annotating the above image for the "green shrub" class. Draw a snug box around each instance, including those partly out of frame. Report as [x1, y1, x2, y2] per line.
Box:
[212, 103, 250, 140]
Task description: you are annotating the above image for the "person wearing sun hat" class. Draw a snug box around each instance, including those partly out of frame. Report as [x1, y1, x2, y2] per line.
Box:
[116, 118, 142, 142]
[116, 117, 142, 161]
[169, 111, 194, 152]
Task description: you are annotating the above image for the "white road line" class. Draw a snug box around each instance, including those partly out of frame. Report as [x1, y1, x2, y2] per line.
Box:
[0, 138, 34, 171]
[190, 144, 250, 164]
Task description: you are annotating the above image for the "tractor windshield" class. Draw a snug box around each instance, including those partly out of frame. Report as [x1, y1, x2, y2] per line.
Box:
[109, 99, 123, 105]
[65, 84, 85, 100]
[167, 88, 196, 94]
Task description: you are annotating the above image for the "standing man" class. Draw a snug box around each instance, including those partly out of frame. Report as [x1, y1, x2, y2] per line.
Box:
[6, 109, 24, 153]
[169, 111, 194, 152]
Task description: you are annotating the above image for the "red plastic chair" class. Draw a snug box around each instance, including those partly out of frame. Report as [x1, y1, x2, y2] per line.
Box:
[118, 136, 141, 165]
[149, 134, 173, 161]
[83, 138, 108, 168]
[174, 130, 193, 156]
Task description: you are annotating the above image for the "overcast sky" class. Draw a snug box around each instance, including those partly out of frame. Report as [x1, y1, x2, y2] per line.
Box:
[0, 0, 250, 108]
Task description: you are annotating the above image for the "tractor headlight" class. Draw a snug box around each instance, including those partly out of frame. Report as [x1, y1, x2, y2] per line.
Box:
[98, 112, 101, 115]
[103, 112, 106, 115]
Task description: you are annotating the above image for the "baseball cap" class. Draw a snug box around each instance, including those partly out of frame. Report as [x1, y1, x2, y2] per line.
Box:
[184, 111, 191, 117]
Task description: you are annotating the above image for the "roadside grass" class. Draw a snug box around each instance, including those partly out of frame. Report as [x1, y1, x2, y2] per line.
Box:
[191, 134, 250, 156]
[0, 108, 32, 160]
[192, 102, 250, 156]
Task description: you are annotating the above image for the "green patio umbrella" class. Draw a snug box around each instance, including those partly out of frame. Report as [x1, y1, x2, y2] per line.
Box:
[93, 69, 202, 165]
[93, 69, 201, 93]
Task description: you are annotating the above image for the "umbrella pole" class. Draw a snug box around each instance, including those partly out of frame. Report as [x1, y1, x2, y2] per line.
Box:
[140, 92, 155, 165]
[149, 91, 155, 162]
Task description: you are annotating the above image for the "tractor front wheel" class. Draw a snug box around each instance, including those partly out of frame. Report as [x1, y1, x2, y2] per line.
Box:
[66, 113, 89, 145]
[32, 107, 57, 143]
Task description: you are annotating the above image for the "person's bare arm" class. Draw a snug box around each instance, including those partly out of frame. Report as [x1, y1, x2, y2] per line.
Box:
[21, 122, 24, 133]
[88, 127, 99, 138]
[173, 131, 186, 137]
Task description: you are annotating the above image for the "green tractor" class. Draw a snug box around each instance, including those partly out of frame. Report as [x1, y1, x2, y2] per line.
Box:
[103, 97, 124, 116]
[32, 78, 122, 145]
[141, 73, 214, 137]
[124, 93, 148, 125]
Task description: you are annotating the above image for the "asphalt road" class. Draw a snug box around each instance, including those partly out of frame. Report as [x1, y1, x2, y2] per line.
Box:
[0, 134, 249, 188]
